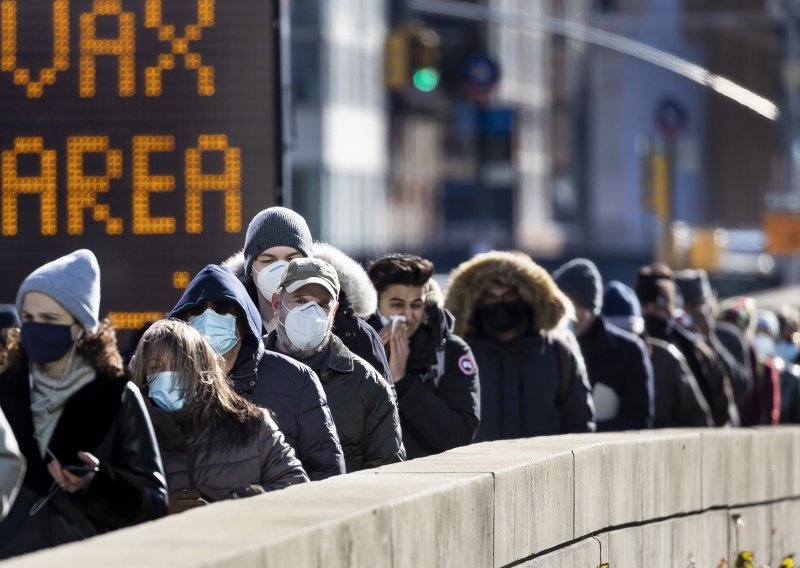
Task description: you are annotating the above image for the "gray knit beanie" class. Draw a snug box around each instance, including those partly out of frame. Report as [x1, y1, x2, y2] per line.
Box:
[553, 258, 604, 315]
[243, 207, 313, 275]
[16, 249, 101, 332]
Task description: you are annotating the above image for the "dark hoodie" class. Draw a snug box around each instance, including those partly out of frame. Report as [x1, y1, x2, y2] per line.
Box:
[368, 291, 481, 459]
[446, 251, 596, 440]
[168, 265, 345, 480]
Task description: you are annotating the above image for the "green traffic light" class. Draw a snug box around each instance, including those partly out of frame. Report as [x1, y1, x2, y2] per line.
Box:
[412, 67, 439, 92]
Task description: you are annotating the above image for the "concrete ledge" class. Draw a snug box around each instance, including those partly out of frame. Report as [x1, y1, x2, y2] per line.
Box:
[2, 428, 799, 568]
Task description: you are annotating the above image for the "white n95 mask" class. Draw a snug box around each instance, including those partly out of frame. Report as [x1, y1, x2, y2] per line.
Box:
[254, 260, 289, 299]
[283, 301, 331, 351]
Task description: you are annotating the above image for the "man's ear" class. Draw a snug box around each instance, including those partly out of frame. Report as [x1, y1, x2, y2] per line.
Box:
[272, 292, 281, 311]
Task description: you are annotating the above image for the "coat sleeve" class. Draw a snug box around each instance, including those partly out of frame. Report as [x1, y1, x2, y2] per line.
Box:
[361, 370, 406, 470]
[668, 345, 714, 427]
[598, 337, 654, 431]
[72, 383, 168, 528]
[555, 335, 597, 434]
[295, 368, 346, 480]
[257, 414, 309, 491]
[0, 406, 25, 522]
[394, 337, 480, 453]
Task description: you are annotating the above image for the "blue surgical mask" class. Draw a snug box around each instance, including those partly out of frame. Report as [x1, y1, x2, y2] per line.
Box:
[147, 371, 189, 412]
[188, 308, 238, 355]
[21, 322, 76, 364]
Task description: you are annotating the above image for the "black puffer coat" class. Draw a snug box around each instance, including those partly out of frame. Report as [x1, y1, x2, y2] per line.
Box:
[579, 316, 654, 430]
[0, 362, 167, 558]
[445, 251, 596, 441]
[265, 333, 404, 472]
[169, 265, 345, 480]
[368, 301, 480, 459]
[649, 338, 714, 427]
[146, 402, 308, 501]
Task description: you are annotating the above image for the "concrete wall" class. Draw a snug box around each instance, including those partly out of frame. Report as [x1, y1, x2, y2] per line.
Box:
[3, 428, 799, 567]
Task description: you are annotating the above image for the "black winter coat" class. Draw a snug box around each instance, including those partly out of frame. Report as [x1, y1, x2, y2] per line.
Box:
[369, 306, 480, 459]
[0, 362, 167, 558]
[711, 322, 752, 405]
[579, 317, 654, 430]
[266, 333, 405, 472]
[468, 331, 595, 440]
[777, 358, 800, 424]
[649, 338, 714, 428]
[645, 315, 738, 427]
[169, 264, 345, 481]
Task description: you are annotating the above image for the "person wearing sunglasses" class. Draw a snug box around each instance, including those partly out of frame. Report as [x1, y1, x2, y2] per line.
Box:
[0, 250, 167, 558]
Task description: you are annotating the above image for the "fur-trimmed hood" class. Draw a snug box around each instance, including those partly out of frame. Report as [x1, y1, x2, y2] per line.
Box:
[222, 244, 378, 320]
[445, 250, 574, 337]
[312, 242, 377, 319]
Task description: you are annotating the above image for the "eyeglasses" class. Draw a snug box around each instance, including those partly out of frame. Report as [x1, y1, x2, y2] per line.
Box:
[186, 301, 242, 319]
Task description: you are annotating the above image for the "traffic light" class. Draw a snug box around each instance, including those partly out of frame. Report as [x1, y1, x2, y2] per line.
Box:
[384, 22, 440, 93]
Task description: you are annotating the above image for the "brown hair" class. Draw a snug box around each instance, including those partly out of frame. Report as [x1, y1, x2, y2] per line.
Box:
[367, 254, 434, 294]
[0, 319, 124, 377]
[129, 319, 263, 446]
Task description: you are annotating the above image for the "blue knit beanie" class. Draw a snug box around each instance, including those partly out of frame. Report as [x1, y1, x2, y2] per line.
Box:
[16, 249, 101, 332]
[243, 207, 313, 275]
[553, 258, 604, 315]
[602, 281, 644, 335]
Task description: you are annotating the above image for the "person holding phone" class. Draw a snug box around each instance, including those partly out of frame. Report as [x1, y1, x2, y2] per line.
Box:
[130, 319, 308, 513]
[0, 250, 167, 558]
[367, 254, 481, 459]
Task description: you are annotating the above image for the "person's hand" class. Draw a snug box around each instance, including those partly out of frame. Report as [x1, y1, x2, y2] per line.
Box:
[168, 490, 208, 514]
[231, 484, 266, 499]
[378, 323, 392, 347]
[388, 320, 410, 383]
[47, 451, 99, 494]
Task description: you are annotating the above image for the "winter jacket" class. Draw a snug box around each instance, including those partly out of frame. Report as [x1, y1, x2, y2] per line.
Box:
[445, 251, 596, 441]
[0, 405, 24, 522]
[649, 338, 714, 427]
[368, 293, 480, 459]
[0, 361, 167, 558]
[579, 316, 654, 430]
[223, 244, 393, 385]
[776, 357, 800, 424]
[266, 333, 405, 472]
[146, 402, 307, 502]
[712, 322, 752, 405]
[645, 315, 739, 427]
[738, 347, 781, 426]
[168, 265, 345, 480]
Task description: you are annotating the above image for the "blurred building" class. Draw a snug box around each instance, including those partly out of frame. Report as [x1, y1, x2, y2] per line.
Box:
[289, 1, 390, 253]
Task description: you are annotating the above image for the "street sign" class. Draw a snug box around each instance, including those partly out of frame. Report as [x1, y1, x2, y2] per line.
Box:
[463, 52, 499, 104]
[763, 211, 800, 254]
[655, 96, 688, 140]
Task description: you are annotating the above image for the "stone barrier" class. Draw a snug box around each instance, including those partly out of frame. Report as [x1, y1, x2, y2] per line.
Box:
[2, 427, 799, 567]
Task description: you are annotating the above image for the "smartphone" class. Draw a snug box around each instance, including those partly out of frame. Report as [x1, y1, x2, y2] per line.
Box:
[64, 464, 99, 475]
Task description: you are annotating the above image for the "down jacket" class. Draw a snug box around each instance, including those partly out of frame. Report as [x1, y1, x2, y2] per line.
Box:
[223, 244, 393, 385]
[649, 338, 714, 427]
[146, 402, 308, 501]
[446, 251, 596, 441]
[368, 281, 480, 459]
[169, 265, 345, 480]
[265, 333, 405, 472]
[0, 361, 167, 558]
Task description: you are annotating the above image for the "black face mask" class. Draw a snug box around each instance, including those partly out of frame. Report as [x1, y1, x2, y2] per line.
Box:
[478, 301, 526, 334]
[643, 314, 673, 339]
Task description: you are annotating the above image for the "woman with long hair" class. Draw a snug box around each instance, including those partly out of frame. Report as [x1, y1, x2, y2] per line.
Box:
[130, 319, 308, 513]
[0, 250, 167, 558]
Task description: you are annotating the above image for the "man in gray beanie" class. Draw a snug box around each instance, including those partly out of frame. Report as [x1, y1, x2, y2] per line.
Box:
[225, 206, 393, 387]
[554, 258, 654, 431]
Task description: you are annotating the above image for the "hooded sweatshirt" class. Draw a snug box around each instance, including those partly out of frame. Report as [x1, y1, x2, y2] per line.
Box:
[446, 251, 596, 440]
[169, 265, 345, 480]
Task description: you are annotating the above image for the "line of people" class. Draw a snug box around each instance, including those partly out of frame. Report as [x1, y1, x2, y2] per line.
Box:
[2, 206, 800, 558]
